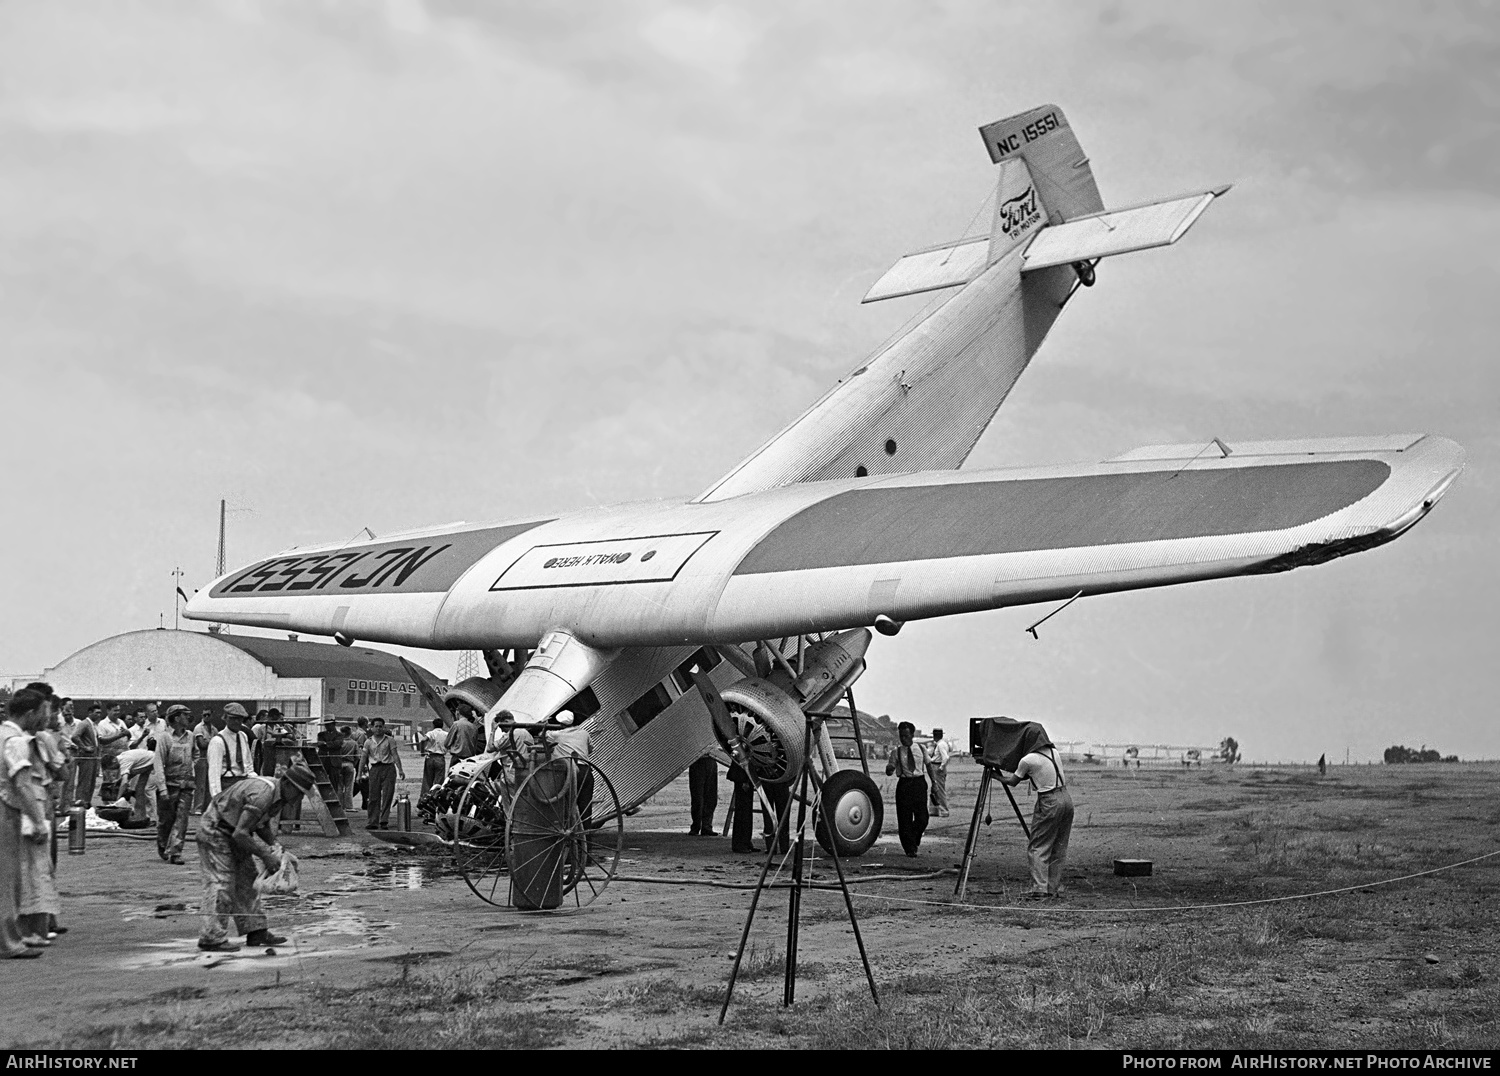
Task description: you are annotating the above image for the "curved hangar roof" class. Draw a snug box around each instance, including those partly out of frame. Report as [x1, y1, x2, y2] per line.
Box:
[40, 629, 437, 703]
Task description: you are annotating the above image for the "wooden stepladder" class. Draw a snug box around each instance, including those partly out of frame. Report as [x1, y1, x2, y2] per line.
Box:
[276, 745, 352, 837]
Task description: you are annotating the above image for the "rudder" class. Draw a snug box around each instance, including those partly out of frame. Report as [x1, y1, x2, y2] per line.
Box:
[978, 105, 1104, 225]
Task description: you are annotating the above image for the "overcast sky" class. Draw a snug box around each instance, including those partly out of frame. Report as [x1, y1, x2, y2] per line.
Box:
[3, 1, 1496, 762]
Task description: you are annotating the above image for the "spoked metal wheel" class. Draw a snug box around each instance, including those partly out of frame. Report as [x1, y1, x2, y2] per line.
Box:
[452, 760, 512, 906]
[505, 757, 623, 910]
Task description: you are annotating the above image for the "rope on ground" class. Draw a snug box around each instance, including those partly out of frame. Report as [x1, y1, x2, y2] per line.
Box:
[610, 868, 954, 891]
[851, 847, 1500, 914]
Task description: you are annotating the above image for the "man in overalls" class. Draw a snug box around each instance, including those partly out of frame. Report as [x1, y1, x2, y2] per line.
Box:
[997, 726, 1074, 898]
[196, 760, 315, 952]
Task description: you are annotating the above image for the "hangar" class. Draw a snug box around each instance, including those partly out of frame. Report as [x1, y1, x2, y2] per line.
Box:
[19, 628, 442, 730]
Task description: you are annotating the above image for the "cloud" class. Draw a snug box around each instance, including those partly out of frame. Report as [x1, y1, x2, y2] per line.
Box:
[638, 6, 759, 82]
[1, 1, 1494, 758]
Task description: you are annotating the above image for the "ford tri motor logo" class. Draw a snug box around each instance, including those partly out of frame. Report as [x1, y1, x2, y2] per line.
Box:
[998, 186, 1042, 236]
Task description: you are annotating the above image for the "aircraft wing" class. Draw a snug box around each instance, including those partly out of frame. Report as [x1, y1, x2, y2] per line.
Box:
[710, 434, 1462, 640]
[187, 435, 1462, 648]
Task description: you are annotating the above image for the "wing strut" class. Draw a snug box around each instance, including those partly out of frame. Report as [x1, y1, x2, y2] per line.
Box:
[1024, 589, 1084, 639]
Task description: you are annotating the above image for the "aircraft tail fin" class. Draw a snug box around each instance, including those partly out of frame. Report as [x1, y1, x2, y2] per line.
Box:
[698, 104, 1228, 502]
[977, 104, 1104, 225]
[864, 104, 1102, 303]
[864, 105, 1225, 304]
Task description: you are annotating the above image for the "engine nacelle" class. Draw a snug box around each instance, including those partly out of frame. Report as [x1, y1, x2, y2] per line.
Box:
[442, 676, 503, 715]
[715, 677, 808, 787]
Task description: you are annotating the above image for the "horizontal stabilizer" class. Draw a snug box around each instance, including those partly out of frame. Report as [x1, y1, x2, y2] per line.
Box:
[1021, 187, 1228, 272]
[861, 237, 989, 303]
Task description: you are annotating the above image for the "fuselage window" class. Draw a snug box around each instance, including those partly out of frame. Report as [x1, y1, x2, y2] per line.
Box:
[669, 647, 722, 694]
[625, 683, 674, 730]
[563, 686, 601, 722]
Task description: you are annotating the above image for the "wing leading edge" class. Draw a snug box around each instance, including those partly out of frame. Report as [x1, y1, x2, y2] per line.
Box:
[187, 436, 1462, 649]
[704, 435, 1464, 641]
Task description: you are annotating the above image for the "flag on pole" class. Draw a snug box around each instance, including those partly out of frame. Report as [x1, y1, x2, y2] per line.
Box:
[176, 587, 190, 604]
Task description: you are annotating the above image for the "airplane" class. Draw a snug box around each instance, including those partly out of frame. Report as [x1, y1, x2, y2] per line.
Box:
[185, 103, 1464, 864]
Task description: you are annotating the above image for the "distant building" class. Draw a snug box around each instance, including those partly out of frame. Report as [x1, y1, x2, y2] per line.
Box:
[15, 628, 442, 733]
[1056, 741, 1217, 767]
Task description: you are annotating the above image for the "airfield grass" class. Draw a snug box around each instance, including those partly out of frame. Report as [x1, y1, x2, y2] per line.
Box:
[56, 900, 1498, 1050]
[28, 762, 1500, 1049]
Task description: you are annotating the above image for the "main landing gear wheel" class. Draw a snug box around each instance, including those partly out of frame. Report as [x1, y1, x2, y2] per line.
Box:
[505, 757, 623, 910]
[815, 770, 883, 858]
[715, 678, 807, 787]
[452, 761, 510, 906]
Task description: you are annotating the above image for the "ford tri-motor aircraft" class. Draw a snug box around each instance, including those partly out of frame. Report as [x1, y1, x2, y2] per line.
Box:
[186, 105, 1464, 857]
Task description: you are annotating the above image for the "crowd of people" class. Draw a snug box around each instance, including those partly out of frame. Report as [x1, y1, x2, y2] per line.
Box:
[0, 683, 454, 956]
[3, 686, 1066, 954]
[309, 699, 485, 829]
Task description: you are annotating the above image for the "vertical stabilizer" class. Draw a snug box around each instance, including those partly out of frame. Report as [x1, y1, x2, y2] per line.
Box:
[978, 105, 1103, 223]
[988, 156, 1046, 262]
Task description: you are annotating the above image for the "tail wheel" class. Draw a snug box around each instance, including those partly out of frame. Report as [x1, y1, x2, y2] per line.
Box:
[715, 678, 807, 787]
[505, 757, 622, 911]
[815, 769, 883, 858]
[452, 761, 510, 906]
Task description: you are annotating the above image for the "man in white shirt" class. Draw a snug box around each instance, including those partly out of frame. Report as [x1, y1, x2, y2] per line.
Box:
[206, 704, 254, 800]
[95, 705, 130, 800]
[927, 728, 952, 818]
[416, 718, 448, 797]
[125, 709, 151, 750]
[998, 729, 1074, 898]
[116, 745, 158, 823]
[884, 721, 931, 857]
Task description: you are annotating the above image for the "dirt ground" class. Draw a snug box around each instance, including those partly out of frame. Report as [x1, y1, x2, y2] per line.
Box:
[3, 755, 1497, 1050]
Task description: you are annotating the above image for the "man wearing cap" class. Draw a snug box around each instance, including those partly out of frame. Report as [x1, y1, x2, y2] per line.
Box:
[206, 704, 253, 799]
[154, 706, 197, 864]
[927, 727, 952, 818]
[196, 761, 312, 952]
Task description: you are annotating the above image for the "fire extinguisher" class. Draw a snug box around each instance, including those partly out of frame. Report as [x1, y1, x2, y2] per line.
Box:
[68, 803, 87, 855]
[396, 792, 412, 832]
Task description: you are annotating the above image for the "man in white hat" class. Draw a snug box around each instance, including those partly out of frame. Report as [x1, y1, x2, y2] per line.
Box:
[206, 703, 253, 799]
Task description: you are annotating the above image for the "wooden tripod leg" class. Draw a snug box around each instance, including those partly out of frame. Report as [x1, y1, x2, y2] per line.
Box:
[1002, 781, 1031, 839]
[720, 818, 785, 1025]
[817, 776, 881, 1008]
[783, 721, 814, 1007]
[955, 766, 992, 901]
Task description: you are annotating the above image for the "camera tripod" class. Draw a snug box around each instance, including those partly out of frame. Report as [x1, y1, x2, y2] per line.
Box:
[690, 671, 880, 1022]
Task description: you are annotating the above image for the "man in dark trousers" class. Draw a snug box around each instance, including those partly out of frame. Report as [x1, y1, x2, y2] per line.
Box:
[686, 754, 719, 836]
[416, 717, 448, 797]
[359, 718, 404, 829]
[69, 705, 101, 808]
[726, 762, 757, 853]
[885, 721, 930, 856]
[154, 705, 197, 864]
